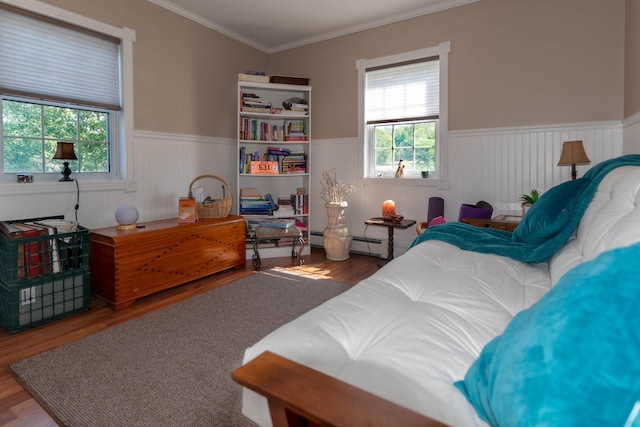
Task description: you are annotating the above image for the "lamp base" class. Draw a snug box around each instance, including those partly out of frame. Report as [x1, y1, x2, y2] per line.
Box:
[116, 224, 137, 231]
[59, 161, 73, 182]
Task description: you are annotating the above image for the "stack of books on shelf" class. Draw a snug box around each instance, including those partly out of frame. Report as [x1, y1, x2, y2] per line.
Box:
[282, 152, 307, 174]
[239, 188, 277, 215]
[240, 118, 286, 141]
[266, 146, 290, 158]
[240, 146, 307, 175]
[291, 188, 308, 215]
[284, 120, 307, 141]
[238, 71, 269, 83]
[276, 195, 294, 215]
[241, 92, 272, 113]
[285, 101, 308, 115]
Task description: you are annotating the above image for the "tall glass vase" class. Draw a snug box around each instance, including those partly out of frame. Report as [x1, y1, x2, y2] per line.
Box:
[323, 201, 352, 261]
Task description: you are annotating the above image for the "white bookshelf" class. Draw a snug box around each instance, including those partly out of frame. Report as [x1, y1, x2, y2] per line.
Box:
[237, 80, 311, 260]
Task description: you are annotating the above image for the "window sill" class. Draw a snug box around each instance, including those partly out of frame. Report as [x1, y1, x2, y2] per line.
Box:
[364, 176, 450, 189]
[0, 180, 126, 196]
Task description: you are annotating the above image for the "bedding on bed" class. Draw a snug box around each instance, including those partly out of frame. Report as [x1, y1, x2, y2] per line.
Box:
[455, 242, 640, 427]
[410, 154, 640, 263]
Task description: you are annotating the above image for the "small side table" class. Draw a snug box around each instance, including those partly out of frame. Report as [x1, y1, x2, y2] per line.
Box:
[462, 214, 522, 232]
[251, 226, 305, 269]
[365, 217, 417, 266]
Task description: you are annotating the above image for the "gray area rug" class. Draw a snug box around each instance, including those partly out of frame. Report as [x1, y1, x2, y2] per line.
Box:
[9, 270, 350, 427]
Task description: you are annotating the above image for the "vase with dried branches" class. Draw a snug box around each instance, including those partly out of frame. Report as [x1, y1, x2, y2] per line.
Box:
[320, 169, 355, 261]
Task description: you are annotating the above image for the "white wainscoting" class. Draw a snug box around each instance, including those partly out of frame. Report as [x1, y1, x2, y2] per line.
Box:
[133, 131, 237, 224]
[624, 112, 640, 154]
[311, 121, 623, 257]
[0, 121, 626, 244]
[447, 121, 623, 217]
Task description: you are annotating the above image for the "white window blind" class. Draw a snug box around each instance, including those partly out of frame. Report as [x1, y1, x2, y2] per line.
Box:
[0, 6, 121, 110]
[366, 59, 439, 124]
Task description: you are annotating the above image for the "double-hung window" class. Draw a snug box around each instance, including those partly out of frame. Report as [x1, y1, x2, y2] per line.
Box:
[357, 42, 450, 181]
[0, 3, 130, 183]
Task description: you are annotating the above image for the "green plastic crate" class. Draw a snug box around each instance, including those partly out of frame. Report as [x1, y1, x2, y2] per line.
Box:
[0, 225, 89, 284]
[0, 269, 90, 333]
[0, 226, 90, 333]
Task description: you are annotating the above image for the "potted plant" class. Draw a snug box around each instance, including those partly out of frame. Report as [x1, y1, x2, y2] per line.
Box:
[519, 189, 539, 216]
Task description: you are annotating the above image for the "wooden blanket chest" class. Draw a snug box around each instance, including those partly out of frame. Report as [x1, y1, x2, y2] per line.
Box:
[90, 216, 246, 309]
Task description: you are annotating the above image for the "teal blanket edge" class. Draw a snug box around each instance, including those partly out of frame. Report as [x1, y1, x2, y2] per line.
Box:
[410, 155, 640, 263]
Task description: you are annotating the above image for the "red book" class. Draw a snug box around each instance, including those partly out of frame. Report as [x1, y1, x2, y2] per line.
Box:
[11, 223, 41, 277]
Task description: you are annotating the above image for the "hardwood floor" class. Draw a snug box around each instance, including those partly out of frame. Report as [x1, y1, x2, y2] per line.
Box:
[0, 248, 379, 427]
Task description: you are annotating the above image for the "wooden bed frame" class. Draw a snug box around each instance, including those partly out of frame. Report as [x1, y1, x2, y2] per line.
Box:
[232, 351, 448, 427]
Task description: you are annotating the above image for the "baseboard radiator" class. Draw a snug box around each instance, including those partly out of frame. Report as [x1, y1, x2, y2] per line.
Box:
[309, 231, 388, 259]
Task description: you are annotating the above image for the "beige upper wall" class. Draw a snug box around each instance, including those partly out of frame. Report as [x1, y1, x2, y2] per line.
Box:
[626, 0, 640, 117]
[38, 0, 627, 139]
[268, 0, 625, 138]
[40, 0, 267, 137]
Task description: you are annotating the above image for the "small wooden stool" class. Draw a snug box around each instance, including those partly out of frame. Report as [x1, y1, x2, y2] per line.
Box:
[251, 226, 305, 269]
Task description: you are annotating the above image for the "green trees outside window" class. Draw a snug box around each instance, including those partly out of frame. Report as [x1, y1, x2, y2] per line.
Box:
[373, 120, 436, 173]
[2, 99, 110, 174]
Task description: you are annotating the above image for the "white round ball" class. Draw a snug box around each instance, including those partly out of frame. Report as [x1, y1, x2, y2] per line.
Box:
[115, 204, 139, 226]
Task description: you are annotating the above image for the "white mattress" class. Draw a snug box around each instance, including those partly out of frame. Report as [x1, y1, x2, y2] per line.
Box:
[241, 240, 551, 427]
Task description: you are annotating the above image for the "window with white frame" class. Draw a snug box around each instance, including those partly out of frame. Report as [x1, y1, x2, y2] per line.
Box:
[357, 42, 450, 181]
[0, 3, 129, 183]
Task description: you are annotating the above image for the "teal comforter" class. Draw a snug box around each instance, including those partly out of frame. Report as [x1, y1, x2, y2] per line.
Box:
[410, 155, 640, 263]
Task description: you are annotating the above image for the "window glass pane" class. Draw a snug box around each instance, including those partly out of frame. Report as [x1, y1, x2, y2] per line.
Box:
[415, 122, 436, 171]
[372, 121, 437, 173]
[81, 141, 108, 172]
[2, 100, 41, 137]
[3, 137, 42, 172]
[44, 105, 77, 140]
[2, 97, 111, 175]
[44, 140, 59, 172]
[79, 110, 108, 141]
[374, 125, 393, 170]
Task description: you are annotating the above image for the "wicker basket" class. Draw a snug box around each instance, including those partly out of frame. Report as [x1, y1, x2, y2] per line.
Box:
[188, 174, 233, 218]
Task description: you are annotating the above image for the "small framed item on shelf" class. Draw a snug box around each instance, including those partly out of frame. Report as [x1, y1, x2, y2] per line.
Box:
[250, 161, 279, 174]
[178, 198, 198, 223]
